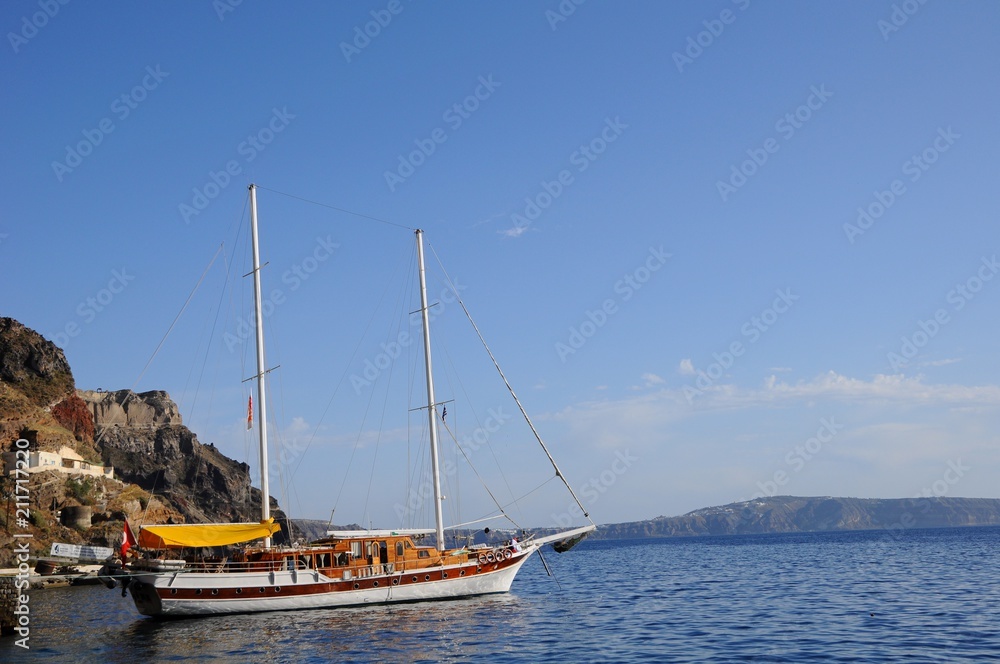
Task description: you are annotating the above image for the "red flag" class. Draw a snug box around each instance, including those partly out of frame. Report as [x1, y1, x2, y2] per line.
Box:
[247, 395, 253, 430]
[121, 520, 137, 558]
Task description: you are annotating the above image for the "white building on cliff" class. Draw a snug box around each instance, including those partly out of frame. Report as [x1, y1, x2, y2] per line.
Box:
[3, 445, 114, 479]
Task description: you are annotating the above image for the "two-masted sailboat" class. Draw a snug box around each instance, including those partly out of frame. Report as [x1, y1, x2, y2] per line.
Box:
[107, 184, 594, 617]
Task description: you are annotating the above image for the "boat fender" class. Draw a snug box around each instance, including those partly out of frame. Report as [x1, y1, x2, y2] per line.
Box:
[485, 552, 495, 563]
[478, 553, 488, 564]
[503, 550, 512, 560]
[97, 564, 117, 590]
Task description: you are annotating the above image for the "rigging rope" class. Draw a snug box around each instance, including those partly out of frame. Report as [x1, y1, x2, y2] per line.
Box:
[438, 413, 522, 531]
[427, 243, 595, 526]
[254, 185, 415, 231]
[94, 243, 225, 450]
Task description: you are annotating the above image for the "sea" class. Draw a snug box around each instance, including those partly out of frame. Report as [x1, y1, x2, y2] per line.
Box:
[4, 526, 999, 662]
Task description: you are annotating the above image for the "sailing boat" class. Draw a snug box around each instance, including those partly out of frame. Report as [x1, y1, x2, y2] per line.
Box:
[108, 184, 594, 617]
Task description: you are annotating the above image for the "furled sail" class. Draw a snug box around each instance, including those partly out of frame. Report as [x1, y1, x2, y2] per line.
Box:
[138, 519, 280, 548]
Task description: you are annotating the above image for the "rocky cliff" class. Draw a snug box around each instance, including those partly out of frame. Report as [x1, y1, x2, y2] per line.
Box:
[0, 317, 74, 410]
[0, 318, 289, 564]
[80, 389, 284, 529]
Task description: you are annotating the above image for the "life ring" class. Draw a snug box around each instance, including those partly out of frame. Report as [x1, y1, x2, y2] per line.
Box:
[485, 552, 495, 563]
[478, 553, 488, 565]
[503, 549, 512, 560]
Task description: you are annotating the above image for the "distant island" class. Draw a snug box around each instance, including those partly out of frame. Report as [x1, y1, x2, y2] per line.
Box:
[568, 495, 1000, 540]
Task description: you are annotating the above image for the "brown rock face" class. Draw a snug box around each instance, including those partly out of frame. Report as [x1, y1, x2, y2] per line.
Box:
[52, 393, 96, 442]
[90, 390, 288, 541]
[78, 389, 182, 428]
[0, 317, 74, 407]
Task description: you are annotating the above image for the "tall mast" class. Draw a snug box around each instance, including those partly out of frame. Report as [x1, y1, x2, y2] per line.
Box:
[416, 229, 446, 551]
[249, 184, 272, 547]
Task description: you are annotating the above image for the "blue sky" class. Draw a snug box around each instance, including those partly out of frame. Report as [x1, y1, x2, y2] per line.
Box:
[3, 1, 999, 528]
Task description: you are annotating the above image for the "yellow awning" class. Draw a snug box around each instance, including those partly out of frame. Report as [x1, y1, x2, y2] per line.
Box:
[138, 519, 280, 548]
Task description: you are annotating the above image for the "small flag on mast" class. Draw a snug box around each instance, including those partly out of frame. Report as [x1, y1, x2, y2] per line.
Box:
[121, 520, 137, 558]
[247, 395, 253, 430]
[442, 405, 447, 422]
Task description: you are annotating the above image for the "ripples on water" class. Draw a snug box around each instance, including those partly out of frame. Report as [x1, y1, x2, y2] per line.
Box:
[4, 527, 999, 662]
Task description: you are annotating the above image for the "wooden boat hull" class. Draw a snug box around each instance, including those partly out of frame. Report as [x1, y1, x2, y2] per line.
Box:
[127, 546, 533, 617]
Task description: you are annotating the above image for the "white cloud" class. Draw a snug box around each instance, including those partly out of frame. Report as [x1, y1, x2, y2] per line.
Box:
[552, 371, 1000, 441]
[678, 359, 695, 376]
[498, 225, 528, 238]
[919, 358, 961, 367]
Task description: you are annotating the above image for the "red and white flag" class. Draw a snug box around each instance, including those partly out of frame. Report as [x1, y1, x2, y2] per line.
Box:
[121, 520, 137, 558]
[247, 395, 253, 430]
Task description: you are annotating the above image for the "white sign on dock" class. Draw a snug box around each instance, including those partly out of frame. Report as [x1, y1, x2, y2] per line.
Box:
[49, 543, 114, 561]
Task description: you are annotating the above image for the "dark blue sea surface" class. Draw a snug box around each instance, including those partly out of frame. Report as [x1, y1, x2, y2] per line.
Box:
[4, 526, 999, 662]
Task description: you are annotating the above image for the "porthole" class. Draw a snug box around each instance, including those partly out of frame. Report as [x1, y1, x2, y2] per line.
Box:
[353, 583, 360, 589]
[274, 587, 281, 593]
[195, 589, 202, 595]
[392, 578, 399, 586]
[411, 576, 418, 582]
[373, 581, 379, 587]
[211, 589, 219, 595]
[442, 572, 448, 578]
[170, 589, 177, 595]
[259, 587, 266, 593]
[424, 575, 430, 581]
[460, 570, 466, 577]
[236, 588, 243, 595]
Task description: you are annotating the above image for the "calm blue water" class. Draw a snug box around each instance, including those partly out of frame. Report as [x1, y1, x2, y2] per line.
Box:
[4, 527, 999, 662]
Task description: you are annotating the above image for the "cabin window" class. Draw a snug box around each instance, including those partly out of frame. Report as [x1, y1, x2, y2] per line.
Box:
[395, 542, 404, 557]
[351, 542, 362, 558]
[418, 550, 429, 559]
